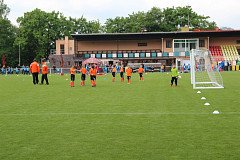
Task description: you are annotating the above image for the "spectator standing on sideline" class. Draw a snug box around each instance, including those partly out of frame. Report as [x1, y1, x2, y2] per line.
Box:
[161, 64, 164, 73]
[30, 59, 40, 85]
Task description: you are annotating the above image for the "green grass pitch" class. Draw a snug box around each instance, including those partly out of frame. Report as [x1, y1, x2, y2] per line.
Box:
[0, 72, 239, 160]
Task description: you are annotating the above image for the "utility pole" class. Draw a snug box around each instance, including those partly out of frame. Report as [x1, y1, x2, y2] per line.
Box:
[18, 43, 21, 66]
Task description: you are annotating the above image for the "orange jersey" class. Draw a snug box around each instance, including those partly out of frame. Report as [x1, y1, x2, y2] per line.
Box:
[126, 67, 132, 76]
[42, 63, 48, 74]
[30, 61, 40, 73]
[81, 68, 87, 74]
[120, 67, 124, 72]
[70, 67, 76, 75]
[138, 67, 144, 73]
[112, 67, 116, 73]
[90, 68, 97, 76]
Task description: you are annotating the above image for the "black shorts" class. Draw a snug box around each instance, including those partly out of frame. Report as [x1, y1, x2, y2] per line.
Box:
[90, 75, 96, 81]
[120, 72, 124, 78]
[81, 74, 86, 81]
[71, 74, 75, 81]
[112, 72, 116, 77]
[139, 73, 143, 77]
[127, 76, 131, 80]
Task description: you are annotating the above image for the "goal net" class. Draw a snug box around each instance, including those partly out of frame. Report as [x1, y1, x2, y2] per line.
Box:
[190, 49, 224, 89]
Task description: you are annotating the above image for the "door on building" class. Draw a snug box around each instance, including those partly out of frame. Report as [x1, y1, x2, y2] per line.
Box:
[109, 61, 113, 66]
[190, 43, 196, 50]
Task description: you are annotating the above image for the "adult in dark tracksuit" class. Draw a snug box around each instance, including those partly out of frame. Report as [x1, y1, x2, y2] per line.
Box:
[41, 59, 49, 85]
[30, 59, 40, 85]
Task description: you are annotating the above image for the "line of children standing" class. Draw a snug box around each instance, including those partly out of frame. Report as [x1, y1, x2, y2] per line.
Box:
[69, 65, 96, 87]
[68, 64, 150, 87]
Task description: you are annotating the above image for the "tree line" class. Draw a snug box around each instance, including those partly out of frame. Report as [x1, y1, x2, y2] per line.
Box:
[0, 0, 217, 67]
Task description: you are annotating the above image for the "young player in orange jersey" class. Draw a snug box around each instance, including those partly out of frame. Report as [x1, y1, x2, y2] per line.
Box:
[80, 66, 87, 86]
[70, 66, 76, 87]
[138, 65, 144, 81]
[112, 65, 117, 82]
[126, 66, 132, 84]
[90, 65, 97, 87]
[120, 65, 124, 82]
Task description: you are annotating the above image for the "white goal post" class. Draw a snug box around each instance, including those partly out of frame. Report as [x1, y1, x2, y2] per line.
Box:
[190, 49, 224, 89]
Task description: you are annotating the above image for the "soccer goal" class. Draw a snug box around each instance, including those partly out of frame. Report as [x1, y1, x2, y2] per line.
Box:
[190, 49, 224, 89]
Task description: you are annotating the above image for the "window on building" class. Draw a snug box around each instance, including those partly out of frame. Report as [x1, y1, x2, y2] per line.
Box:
[117, 53, 123, 58]
[107, 54, 113, 58]
[199, 39, 205, 47]
[96, 54, 101, 58]
[174, 43, 179, 48]
[68, 61, 70, 65]
[60, 44, 64, 54]
[138, 43, 147, 46]
[84, 54, 90, 58]
[140, 53, 145, 58]
[129, 53, 134, 58]
[151, 52, 157, 58]
[166, 40, 172, 48]
[182, 43, 189, 48]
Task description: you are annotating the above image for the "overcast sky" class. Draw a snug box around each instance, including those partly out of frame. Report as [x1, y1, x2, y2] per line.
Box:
[5, 0, 240, 29]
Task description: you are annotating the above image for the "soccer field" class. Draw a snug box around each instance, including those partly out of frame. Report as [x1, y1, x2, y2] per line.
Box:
[0, 72, 239, 160]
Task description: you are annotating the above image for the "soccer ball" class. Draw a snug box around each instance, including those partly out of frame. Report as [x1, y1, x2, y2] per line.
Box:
[178, 75, 181, 78]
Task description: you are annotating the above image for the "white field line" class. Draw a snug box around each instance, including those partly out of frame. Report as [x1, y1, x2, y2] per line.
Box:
[0, 112, 239, 116]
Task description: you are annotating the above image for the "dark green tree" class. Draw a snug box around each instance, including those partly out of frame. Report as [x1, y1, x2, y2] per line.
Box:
[0, 0, 18, 67]
[104, 6, 217, 33]
[16, 9, 102, 65]
[0, 0, 10, 19]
